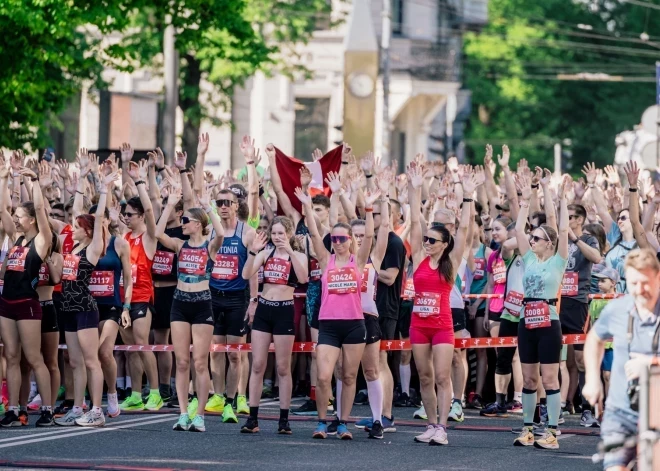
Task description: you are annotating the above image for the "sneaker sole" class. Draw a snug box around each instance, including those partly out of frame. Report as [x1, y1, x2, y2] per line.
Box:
[312, 432, 327, 439]
[278, 429, 293, 435]
[448, 417, 464, 423]
[36, 421, 55, 427]
[120, 406, 145, 411]
[292, 411, 319, 416]
[240, 427, 259, 433]
[236, 409, 250, 415]
[190, 426, 206, 432]
[533, 442, 558, 450]
[414, 437, 432, 443]
[514, 440, 534, 446]
[173, 425, 190, 431]
[429, 439, 448, 446]
[145, 402, 164, 411]
[413, 415, 428, 420]
[368, 433, 383, 439]
[1, 422, 27, 427]
[204, 407, 225, 413]
[383, 427, 396, 432]
[223, 417, 239, 424]
[338, 433, 352, 440]
[107, 410, 120, 419]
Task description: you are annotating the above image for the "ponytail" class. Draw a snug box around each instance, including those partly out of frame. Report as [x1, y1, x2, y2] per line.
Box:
[429, 226, 454, 284]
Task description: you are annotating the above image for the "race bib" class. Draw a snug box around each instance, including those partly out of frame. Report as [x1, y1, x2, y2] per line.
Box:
[523, 301, 551, 329]
[412, 292, 441, 317]
[62, 254, 80, 281]
[401, 277, 415, 300]
[178, 248, 209, 276]
[6, 246, 28, 272]
[561, 271, 578, 297]
[211, 254, 239, 280]
[327, 266, 359, 294]
[119, 264, 137, 287]
[505, 291, 524, 316]
[152, 250, 175, 276]
[309, 258, 322, 282]
[90, 270, 114, 297]
[263, 258, 292, 285]
[257, 266, 264, 285]
[492, 259, 506, 284]
[37, 263, 50, 287]
[474, 258, 486, 280]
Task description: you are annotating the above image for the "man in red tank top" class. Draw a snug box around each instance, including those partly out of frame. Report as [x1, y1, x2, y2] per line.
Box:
[116, 149, 163, 411]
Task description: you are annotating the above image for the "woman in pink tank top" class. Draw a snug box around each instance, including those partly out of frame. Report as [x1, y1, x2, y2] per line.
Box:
[407, 163, 481, 446]
[295, 185, 379, 440]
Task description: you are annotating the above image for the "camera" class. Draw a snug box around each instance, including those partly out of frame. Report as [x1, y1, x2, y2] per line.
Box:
[627, 379, 640, 412]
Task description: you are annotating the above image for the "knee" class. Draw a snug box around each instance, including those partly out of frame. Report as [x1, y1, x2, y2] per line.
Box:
[363, 367, 379, 382]
[4, 348, 20, 366]
[418, 372, 434, 389]
[317, 369, 333, 388]
[228, 352, 240, 366]
[275, 363, 290, 378]
[99, 348, 114, 366]
[83, 354, 100, 371]
[193, 357, 207, 376]
[541, 377, 559, 391]
[523, 377, 538, 390]
[45, 356, 59, 373]
[341, 371, 357, 386]
[435, 371, 451, 390]
[176, 356, 190, 372]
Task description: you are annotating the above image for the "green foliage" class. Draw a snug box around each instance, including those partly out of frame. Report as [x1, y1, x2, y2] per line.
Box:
[463, 0, 658, 173]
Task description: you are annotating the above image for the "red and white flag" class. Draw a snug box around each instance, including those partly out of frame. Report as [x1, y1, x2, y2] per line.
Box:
[274, 145, 343, 216]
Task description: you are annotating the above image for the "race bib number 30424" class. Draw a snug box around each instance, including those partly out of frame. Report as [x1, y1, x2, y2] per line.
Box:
[327, 267, 358, 294]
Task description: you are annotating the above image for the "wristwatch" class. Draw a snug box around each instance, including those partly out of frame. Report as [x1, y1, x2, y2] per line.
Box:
[250, 297, 258, 303]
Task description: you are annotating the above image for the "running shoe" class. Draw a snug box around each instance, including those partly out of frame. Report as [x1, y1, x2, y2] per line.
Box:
[187, 397, 198, 419]
[558, 409, 565, 425]
[413, 404, 428, 420]
[159, 385, 172, 403]
[513, 426, 535, 446]
[353, 390, 369, 405]
[507, 400, 523, 414]
[27, 388, 38, 404]
[119, 393, 145, 411]
[480, 402, 509, 418]
[562, 401, 575, 415]
[0, 403, 5, 415]
[173, 413, 191, 431]
[241, 417, 259, 433]
[54, 408, 83, 426]
[205, 394, 225, 413]
[414, 425, 436, 443]
[368, 420, 384, 439]
[145, 391, 163, 411]
[533, 425, 561, 437]
[448, 401, 464, 422]
[236, 395, 249, 415]
[354, 417, 372, 430]
[107, 393, 120, 418]
[36, 409, 54, 427]
[0, 410, 27, 427]
[540, 404, 548, 424]
[167, 394, 179, 409]
[190, 415, 206, 432]
[76, 410, 105, 427]
[117, 387, 128, 401]
[336, 422, 352, 440]
[262, 383, 273, 399]
[222, 404, 238, 423]
[327, 417, 340, 435]
[394, 392, 410, 407]
[534, 430, 559, 450]
[467, 392, 484, 410]
[53, 400, 73, 418]
[312, 422, 328, 439]
[292, 399, 318, 416]
[382, 415, 396, 432]
[580, 410, 600, 428]
[27, 393, 42, 411]
[57, 385, 65, 401]
[278, 419, 292, 435]
[141, 386, 150, 401]
[429, 426, 448, 446]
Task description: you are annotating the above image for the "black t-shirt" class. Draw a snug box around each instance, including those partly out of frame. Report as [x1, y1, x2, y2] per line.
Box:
[376, 232, 405, 319]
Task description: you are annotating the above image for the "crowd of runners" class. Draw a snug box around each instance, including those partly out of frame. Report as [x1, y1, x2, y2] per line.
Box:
[0, 136, 655, 468]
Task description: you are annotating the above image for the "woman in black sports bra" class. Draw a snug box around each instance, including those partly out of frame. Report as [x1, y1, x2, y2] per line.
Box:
[0, 160, 55, 427]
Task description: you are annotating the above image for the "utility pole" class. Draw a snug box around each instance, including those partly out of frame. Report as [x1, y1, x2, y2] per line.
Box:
[554, 143, 561, 177]
[162, 14, 178, 165]
[381, 0, 392, 167]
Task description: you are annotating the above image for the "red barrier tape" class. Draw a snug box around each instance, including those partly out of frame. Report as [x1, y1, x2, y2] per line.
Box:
[587, 293, 624, 299]
[40, 334, 587, 353]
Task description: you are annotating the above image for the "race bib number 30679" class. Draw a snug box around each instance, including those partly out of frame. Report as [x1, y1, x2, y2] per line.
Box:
[412, 292, 441, 317]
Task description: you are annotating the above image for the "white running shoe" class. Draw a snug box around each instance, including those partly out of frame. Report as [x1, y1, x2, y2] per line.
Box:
[54, 408, 83, 426]
[27, 393, 42, 411]
[414, 425, 436, 443]
[107, 393, 120, 418]
[448, 401, 465, 422]
[429, 426, 448, 446]
[76, 411, 105, 427]
[413, 404, 428, 420]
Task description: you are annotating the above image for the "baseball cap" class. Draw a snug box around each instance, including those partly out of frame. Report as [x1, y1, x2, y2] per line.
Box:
[594, 266, 620, 284]
[229, 183, 247, 200]
[496, 201, 510, 212]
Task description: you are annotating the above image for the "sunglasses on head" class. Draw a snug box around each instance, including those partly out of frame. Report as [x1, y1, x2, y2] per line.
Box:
[530, 235, 548, 243]
[216, 199, 235, 207]
[181, 216, 199, 225]
[423, 236, 444, 245]
[617, 215, 628, 222]
[331, 235, 350, 244]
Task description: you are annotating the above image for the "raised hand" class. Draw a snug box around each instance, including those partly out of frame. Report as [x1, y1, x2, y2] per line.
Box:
[18, 166, 37, 180]
[497, 145, 510, 168]
[623, 161, 639, 188]
[102, 169, 120, 187]
[560, 174, 573, 197]
[0, 161, 9, 179]
[581, 162, 597, 185]
[174, 151, 187, 170]
[407, 164, 424, 189]
[462, 168, 480, 195]
[10, 150, 25, 173]
[138, 159, 149, 180]
[89, 153, 100, 176]
[540, 167, 553, 186]
[251, 231, 269, 253]
[484, 144, 493, 163]
[365, 189, 382, 208]
[299, 165, 313, 187]
[265, 143, 276, 160]
[197, 132, 210, 156]
[447, 156, 459, 174]
[360, 151, 374, 174]
[120, 143, 134, 163]
[474, 165, 486, 187]
[532, 166, 542, 186]
[198, 185, 211, 208]
[294, 186, 311, 206]
[573, 178, 587, 200]
[604, 165, 621, 186]
[312, 148, 323, 162]
[324, 171, 342, 193]
[432, 160, 445, 178]
[127, 161, 140, 181]
[38, 161, 52, 188]
[102, 154, 118, 176]
[446, 192, 458, 212]
[377, 167, 393, 193]
[240, 135, 255, 159]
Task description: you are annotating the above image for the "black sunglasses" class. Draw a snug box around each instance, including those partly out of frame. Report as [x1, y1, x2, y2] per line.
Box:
[530, 235, 548, 243]
[617, 215, 628, 222]
[216, 199, 236, 207]
[181, 216, 199, 225]
[331, 235, 350, 244]
[568, 214, 581, 220]
[423, 236, 444, 245]
[123, 212, 138, 218]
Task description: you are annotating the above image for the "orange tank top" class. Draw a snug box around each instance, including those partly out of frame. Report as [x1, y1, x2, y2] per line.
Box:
[124, 232, 154, 303]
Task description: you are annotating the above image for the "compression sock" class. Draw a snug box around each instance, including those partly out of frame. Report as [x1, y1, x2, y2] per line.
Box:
[546, 389, 561, 428]
[496, 393, 507, 407]
[522, 388, 537, 426]
[280, 408, 289, 421]
[367, 379, 384, 422]
[335, 380, 343, 420]
[399, 364, 411, 396]
[249, 406, 259, 420]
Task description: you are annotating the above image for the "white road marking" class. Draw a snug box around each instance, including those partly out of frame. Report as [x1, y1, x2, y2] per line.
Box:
[0, 416, 173, 449]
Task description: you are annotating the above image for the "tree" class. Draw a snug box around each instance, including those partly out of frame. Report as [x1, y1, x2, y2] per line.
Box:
[463, 0, 659, 172]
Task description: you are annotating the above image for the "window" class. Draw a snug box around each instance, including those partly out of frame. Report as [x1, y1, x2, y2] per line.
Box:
[294, 98, 330, 161]
[392, 0, 404, 36]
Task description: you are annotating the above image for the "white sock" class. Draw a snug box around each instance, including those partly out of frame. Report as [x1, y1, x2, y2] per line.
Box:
[367, 380, 383, 422]
[336, 380, 343, 420]
[126, 377, 132, 389]
[92, 406, 102, 415]
[514, 391, 522, 403]
[116, 377, 125, 389]
[73, 406, 83, 415]
[399, 364, 411, 396]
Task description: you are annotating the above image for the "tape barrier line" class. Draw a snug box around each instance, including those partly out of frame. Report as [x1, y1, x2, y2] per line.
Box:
[14, 334, 586, 353]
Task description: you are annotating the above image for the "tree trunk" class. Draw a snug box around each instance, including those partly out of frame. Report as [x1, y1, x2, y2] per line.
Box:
[180, 53, 202, 168]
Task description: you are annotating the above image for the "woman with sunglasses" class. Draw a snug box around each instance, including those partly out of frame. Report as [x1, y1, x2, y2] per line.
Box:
[293, 185, 372, 441]
[155, 187, 224, 432]
[407, 163, 478, 446]
[512, 174, 568, 450]
[0, 162, 56, 427]
[240, 215, 307, 435]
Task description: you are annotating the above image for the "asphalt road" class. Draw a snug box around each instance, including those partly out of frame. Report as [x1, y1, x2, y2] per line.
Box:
[0, 398, 602, 471]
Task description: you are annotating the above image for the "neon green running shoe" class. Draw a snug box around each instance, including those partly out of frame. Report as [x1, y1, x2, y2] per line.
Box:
[119, 392, 145, 411]
[190, 414, 206, 432]
[222, 403, 238, 423]
[205, 394, 225, 413]
[57, 386, 66, 401]
[0, 403, 5, 415]
[145, 391, 163, 411]
[236, 395, 249, 415]
[188, 397, 199, 419]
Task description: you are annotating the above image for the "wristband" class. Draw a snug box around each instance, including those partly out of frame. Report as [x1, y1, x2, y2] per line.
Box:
[135, 180, 146, 186]
[30, 177, 38, 182]
[462, 198, 474, 203]
[519, 201, 530, 208]
[517, 192, 522, 196]
[99, 191, 107, 195]
[484, 228, 492, 231]
[342, 161, 349, 165]
[205, 206, 213, 214]
[20, 181, 24, 185]
[123, 303, 131, 311]
[629, 188, 638, 192]
[259, 185, 264, 197]
[249, 250, 257, 257]
[250, 297, 258, 303]
[365, 174, 373, 178]
[531, 184, 539, 189]
[76, 190, 84, 195]
[246, 160, 254, 165]
[180, 169, 191, 174]
[365, 207, 373, 212]
[643, 200, 648, 204]
[588, 184, 595, 188]
[156, 166, 165, 173]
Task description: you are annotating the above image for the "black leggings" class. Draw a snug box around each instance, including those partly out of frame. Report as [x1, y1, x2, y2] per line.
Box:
[517, 320, 562, 365]
[495, 318, 519, 375]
